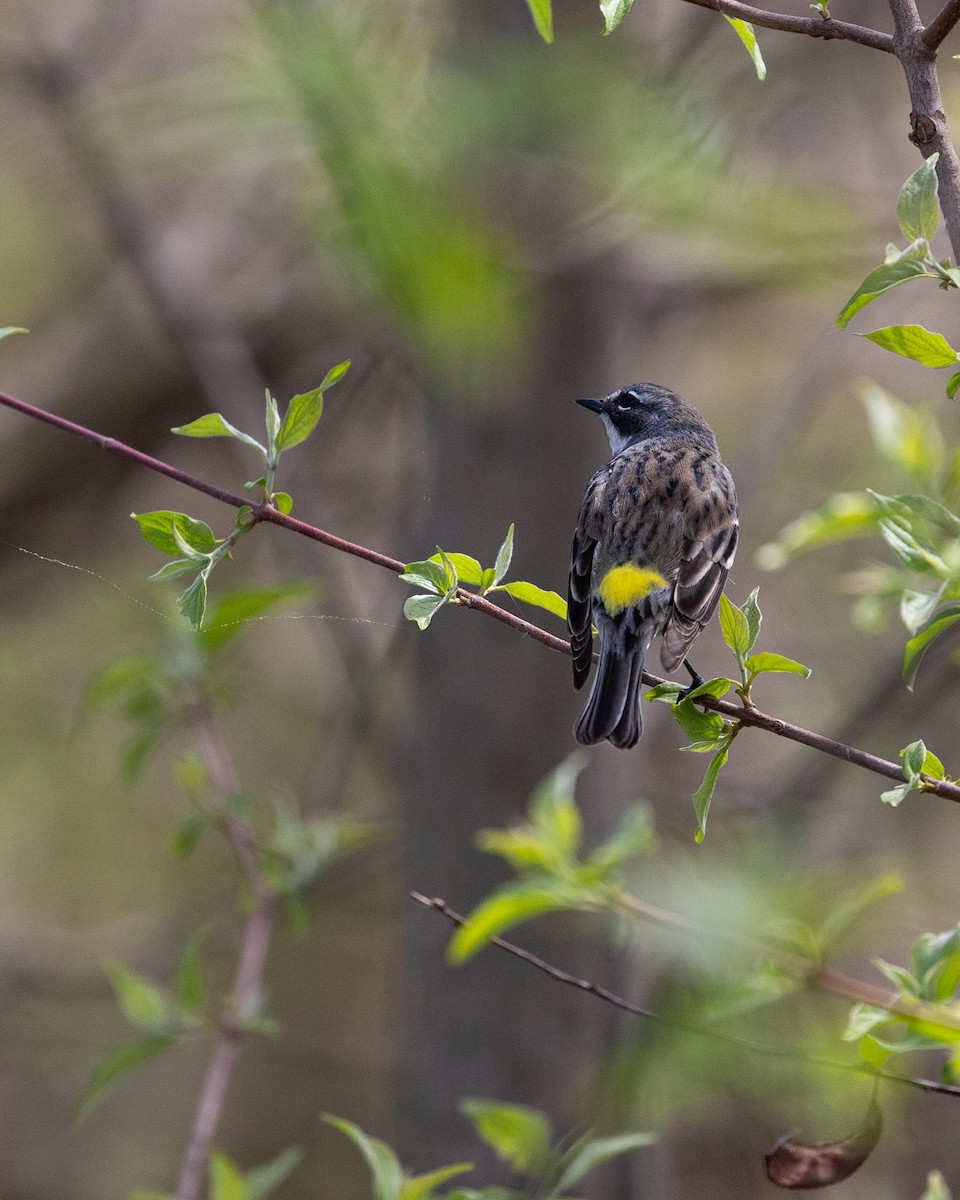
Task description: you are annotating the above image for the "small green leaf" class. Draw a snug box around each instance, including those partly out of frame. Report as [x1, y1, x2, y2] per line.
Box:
[837, 260, 936, 329]
[600, 0, 634, 33]
[170, 814, 206, 857]
[584, 805, 654, 875]
[723, 15, 766, 80]
[903, 603, 960, 687]
[426, 551, 483, 586]
[323, 1115, 405, 1200]
[524, 0, 554, 41]
[880, 781, 914, 806]
[863, 324, 960, 368]
[171, 413, 265, 454]
[148, 558, 202, 582]
[492, 580, 567, 621]
[178, 572, 209, 632]
[693, 736, 732, 842]
[399, 1164, 474, 1200]
[105, 959, 172, 1033]
[480, 567, 497, 591]
[245, 1148, 304, 1200]
[680, 676, 734, 702]
[277, 387, 323, 452]
[0, 326, 28, 340]
[273, 492, 293, 514]
[529, 754, 585, 858]
[209, 1151, 248, 1200]
[401, 559, 449, 594]
[200, 582, 313, 650]
[756, 492, 878, 569]
[318, 359, 351, 390]
[672, 698, 726, 747]
[447, 880, 586, 964]
[948, 371, 960, 399]
[901, 588, 945, 634]
[645, 681, 683, 702]
[403, 592, 450, 630]
[862, 385, 945, 480]
[553, 1132, 657, 1193]
[901, 739, 928, 780]
[718, 592, 751, 659]
[72, 1033, 173, 1125]
[265, 390, 281, 453]
[741, 587, 762, 650]
[132, 511, 219, 557]
[460, 1100, 551, 1174]
[175, 928, 207, 1015]
[492, 525, 514, 587]
[878, 518, 949, 576]
[897, 153, 940, 242]
[744, 652, 811, 678]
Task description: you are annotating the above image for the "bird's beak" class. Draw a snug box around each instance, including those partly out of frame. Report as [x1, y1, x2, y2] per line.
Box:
[576, 397, 604, 413]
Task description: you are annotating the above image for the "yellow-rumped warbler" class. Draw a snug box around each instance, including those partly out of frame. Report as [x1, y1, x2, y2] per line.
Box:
[567, 383, 738, 748]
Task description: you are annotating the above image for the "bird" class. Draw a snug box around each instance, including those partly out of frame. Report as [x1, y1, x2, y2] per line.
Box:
[567, 383, 738, 748]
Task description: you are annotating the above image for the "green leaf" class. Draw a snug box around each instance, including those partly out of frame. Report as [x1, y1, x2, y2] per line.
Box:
[323, 1115, 405, 1200]
[529, 754, 585, 858]
[460, 1100, 551, 1174]
[524, 0, 554, 42]
[862, 386, 945, 480]
[600, 0, 634, 34]
[318, 359, 351, 391]
[723, 15, 766, 80]
[680, 676, 734, 702]
[426, 551, 483, 586]
[209, 1152, 248, 1200]
[105, 959, 172, 1033]
[492, 525, 514, 587]
[645, 681, 684, 702]
[553, 1132, 657, 1193]
[693, 737, 732, 843]
[492, 580, 567, 621]
[672, 698, 726, 748]
[178, 572, 209, 632]
[947, 371, 960, 399]
[842, 1002, 893, 1042]
[901, 588, 946, 634]
[863, 324, 960, 368]
[919, 1170, 952, 1200]
[148, 558, 202, 582]
[878, 518, 949, 576]
[0, 326, 28, 340]
[245, 1148, 304, 1200]
[72, 1033, 174, 1125]
[836, 259, 936, 329]
[756, 493, 878, 569]
[903, 603, 960, 687]
[277, 386, 323, 452]
[399, 1164, 474, 1200]
[584, 805, 654, 875]
[175, 928, 207, 1016]
[265, 390, 281, 454]
[200, 583, 314, 650]
[718, 592, 751, 658]
[171, 413, 265, 454]
[403, 592, 451, 630]
[901, 739, 928, 780]
[447, 880, 587, 964]
[169, 814, 206, 858]
[401, 558, 449, 594]
[741, 587, 762, 650]
[744, 652, 811, 678]
[897, 153, 940, 242]
[273, 491, 293, 514]
[132, 511, 219, 557]
[880, 781, 913, 806]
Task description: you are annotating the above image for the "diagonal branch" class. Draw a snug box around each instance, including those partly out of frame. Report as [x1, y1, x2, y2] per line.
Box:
[922, 0, 960, 50]
[682, 0, 894, 52]
[410, 892, 960, 1099]
[1, 387, 958, 802]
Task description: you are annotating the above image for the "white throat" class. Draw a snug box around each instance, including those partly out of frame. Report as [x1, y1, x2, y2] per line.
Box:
[601, 414, 633, 455]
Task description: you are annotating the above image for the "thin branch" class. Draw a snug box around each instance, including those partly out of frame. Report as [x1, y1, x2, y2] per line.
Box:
[922, 0, 960, 50]
[683, 0, 895, 52]
[1, 387, 958, 802]
[410, 892, 960, 1099]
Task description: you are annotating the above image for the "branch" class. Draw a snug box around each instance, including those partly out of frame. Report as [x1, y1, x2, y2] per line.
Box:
[410, 892, 960, 1099]
[682, 0, 894, 52]
[922, 0, 960, 50]
[1, 387, 959, 803]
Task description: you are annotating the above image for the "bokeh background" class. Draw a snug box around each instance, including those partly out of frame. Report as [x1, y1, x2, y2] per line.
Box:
[1, 0, 959, 1196]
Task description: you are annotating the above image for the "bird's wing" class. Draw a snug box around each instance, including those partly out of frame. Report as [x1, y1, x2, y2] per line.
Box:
[567, 472, 606, 690]
[661, 465, 739, 672]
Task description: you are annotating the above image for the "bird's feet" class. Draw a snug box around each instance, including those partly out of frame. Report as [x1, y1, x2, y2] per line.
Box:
[676, 659, 706, 702]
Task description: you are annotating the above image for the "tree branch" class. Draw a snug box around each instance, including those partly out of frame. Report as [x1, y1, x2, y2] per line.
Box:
[1, 387, 958, 802]
[410, 892, 960, 1099]
[682, 0, 894, 52]
[922, 0, 960, 50]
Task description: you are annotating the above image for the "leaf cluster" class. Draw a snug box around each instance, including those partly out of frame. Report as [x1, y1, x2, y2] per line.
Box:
[325, 1100, 654, 1200]
[401, 525, 566, 630]
[131, 1147, 302, 1200]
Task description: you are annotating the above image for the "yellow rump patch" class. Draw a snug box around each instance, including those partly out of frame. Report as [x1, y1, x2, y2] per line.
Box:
[597, 563, 668, 615]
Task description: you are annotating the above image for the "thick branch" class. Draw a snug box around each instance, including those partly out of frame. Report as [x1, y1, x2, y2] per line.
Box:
[411, 893, 960, 1098]
[1, 387, 958, 802]
[922, 0, 960, 51]
[682, 0, 894, 52]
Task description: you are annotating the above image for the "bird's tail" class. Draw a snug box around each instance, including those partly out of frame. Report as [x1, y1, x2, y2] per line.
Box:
[574, 624, 651, 748]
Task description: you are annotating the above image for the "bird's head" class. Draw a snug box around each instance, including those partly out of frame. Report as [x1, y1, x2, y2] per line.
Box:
[577, 383, 708, 455]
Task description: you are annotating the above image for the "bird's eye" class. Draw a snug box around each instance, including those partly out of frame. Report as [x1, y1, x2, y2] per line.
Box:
[616, 391, 641, 412]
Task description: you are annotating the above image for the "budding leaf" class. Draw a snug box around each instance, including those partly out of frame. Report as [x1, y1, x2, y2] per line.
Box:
[171, 413, 265, 454]
[897, 153, 940, 242]
[525, 0, 554, 41]
[863, 325, 960, 368]
[723, 15, 766, 80]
